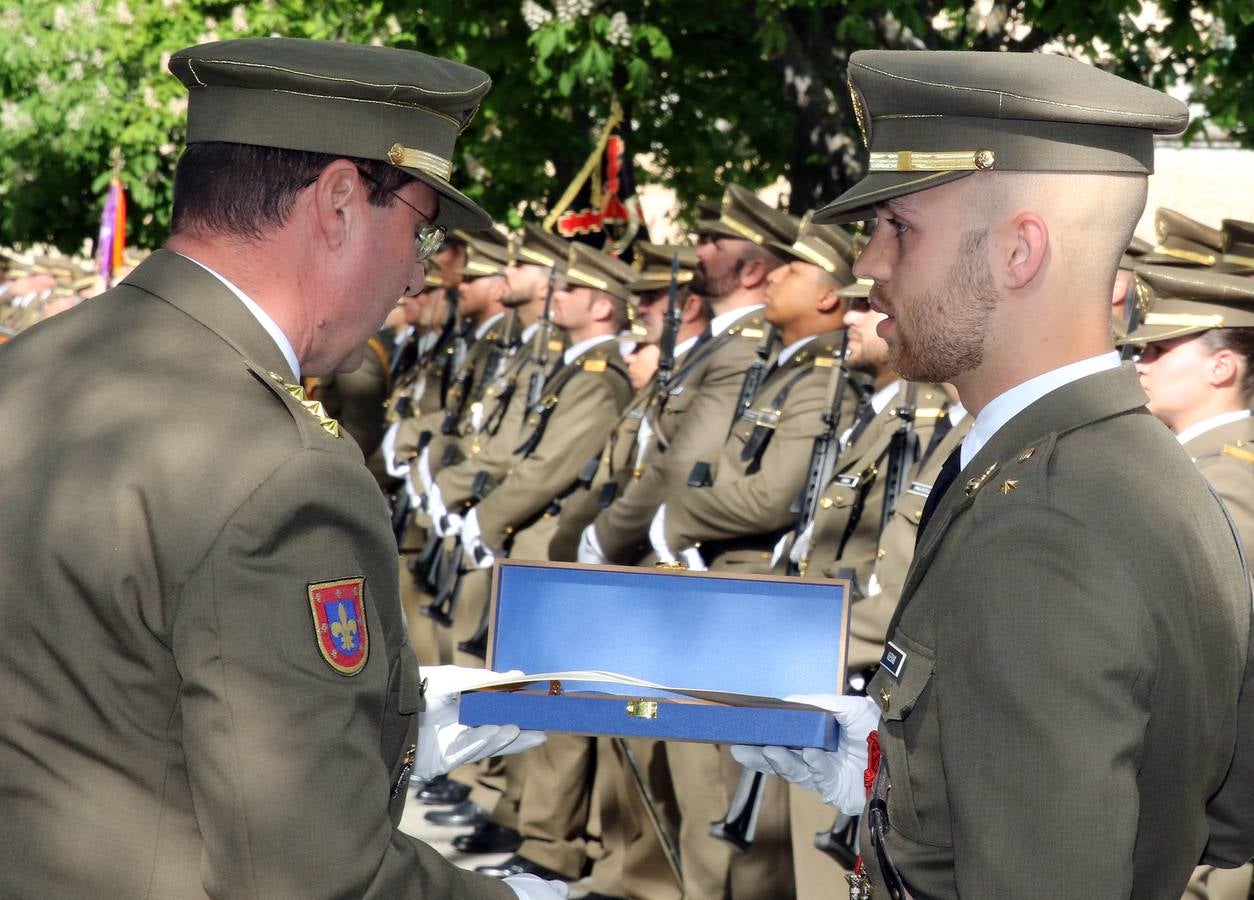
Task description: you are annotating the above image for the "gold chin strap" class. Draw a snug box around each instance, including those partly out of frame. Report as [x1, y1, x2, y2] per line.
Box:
[868, 149, 996, 172]
[719, 214, 766, 245]
[1151, 245, 1217, 266]
[387, 142, 454, 182]
[790, 238, 837, 273]
[1142, 312, 1226, 329]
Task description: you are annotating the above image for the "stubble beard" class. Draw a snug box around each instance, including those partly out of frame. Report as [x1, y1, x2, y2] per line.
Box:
[883, 229, 998, 383]
[691, 258, 743, 300]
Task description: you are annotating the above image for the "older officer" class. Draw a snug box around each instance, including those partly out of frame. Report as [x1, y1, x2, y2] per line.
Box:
[738, 50, 1252, 899]
[0, 38, 563, 900]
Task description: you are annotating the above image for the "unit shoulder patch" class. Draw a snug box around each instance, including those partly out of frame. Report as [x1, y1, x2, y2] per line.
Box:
[308, 577, 369, 675]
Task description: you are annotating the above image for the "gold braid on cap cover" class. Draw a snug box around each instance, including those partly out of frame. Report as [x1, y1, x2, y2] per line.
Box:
[387, 143, 454, 182]
[1142, 312, 1226, 329]
[868, 149, 996, 172]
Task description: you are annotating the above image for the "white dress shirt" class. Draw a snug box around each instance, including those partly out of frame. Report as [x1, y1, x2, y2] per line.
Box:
[1176, 409, 1251, 446]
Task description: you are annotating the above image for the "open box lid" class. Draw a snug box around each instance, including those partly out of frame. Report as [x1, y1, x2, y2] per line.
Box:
[485, 561, 850, 701]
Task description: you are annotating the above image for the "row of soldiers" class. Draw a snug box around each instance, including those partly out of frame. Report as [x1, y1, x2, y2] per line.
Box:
[1, 183, 1249, 899]
[291, 184, 1253, 900]
[0, 249, 123, 340]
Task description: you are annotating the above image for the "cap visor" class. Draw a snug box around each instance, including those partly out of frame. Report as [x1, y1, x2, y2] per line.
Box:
[812, 170, 971, 225]
[400, 165, 491, 232]
[1121, 321, 1210, 344]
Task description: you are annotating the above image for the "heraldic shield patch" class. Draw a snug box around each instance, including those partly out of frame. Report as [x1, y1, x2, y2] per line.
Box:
[308, 577, 369, 675]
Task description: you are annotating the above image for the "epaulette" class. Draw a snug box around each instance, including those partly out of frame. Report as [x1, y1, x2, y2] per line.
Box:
[255, 368, 343, 441]
[1223, 443, 1254, 464]
[792, 337, 842, 369]
[729, 313, 766, 341]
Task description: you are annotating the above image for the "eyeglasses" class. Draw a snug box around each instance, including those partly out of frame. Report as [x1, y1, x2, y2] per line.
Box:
[353, 167, 446, 263]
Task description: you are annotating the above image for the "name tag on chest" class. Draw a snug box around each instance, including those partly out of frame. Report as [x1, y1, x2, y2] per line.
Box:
[880, 640, 907, 681]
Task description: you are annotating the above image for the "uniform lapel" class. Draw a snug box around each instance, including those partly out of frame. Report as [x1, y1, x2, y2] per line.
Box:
[124, 250, 298, 383]
[891, 365, 1150, 628]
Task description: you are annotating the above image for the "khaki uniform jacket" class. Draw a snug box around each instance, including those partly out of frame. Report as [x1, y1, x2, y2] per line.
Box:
[1185, 416, 1254, 552]
[664, 330, 846, 570]
[391, 311, 512, 476]
[0, 251, 511, 900]
[435, 330, 565, 510]
[1186, 415, 1254, 868]
[863, 366, 1251, 899]
[867, 413, 974, 641]
[313, 333, 391, 460]
[549, 376, 657, 562]
[475, 342, 634, 549]
[803, 381, 947, 670]
[593, 310, 768, 564]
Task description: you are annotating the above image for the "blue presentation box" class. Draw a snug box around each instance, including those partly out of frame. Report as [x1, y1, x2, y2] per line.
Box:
[457, 561, 850, 749]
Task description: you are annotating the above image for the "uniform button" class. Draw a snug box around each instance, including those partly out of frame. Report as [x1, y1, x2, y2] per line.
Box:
[820, 497, 834, 509]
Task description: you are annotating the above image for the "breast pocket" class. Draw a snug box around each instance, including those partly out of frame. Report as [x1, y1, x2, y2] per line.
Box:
[869, 632, 948, 847]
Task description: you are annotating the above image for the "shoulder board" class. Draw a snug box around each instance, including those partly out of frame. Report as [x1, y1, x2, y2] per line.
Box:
[255, 367, 344, 440]
[1223, 443, 1254, 464]
[729, 314, 766, 340]
[548, 339, 565, 352]
[583, 358, 607, 373]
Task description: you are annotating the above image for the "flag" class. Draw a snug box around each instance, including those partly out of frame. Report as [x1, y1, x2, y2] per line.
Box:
[96, 167, 127, 288]
[544, 98, 643, 257]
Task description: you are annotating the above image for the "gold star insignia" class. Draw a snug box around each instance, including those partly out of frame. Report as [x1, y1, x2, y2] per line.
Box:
[1018, 447, 1036, 463]
[999, 479, 1019, 495]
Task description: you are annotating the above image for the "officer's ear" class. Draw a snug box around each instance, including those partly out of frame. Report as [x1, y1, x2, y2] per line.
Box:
[308, 159, 362, 252]
[680, 291, 704, 325]
[816, 283, 843, 316]
[1205, 347, 1240, 390]
[1002, 212, 1049, 292]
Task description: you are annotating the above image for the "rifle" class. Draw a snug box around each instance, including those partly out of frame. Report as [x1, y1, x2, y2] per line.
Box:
[422, 539, 464, 627]
[787, 330, 852, 577]
[524, 264, 558, 414]
[654, 253, 682, 396]
[729, 324, 776, 434]
[877, 382, 920, 539]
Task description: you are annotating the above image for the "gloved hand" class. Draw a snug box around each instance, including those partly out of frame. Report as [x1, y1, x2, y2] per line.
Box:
[381, 420, 409, 478]
[648, 505, 676, 564]
[730, 693, 881, 815]
[414, 665, 546, 781]
[789, 521, 814, 567]
[577, 524, 608, 565]
[461, 508, 496, 569]
[504, 873, 570, 899]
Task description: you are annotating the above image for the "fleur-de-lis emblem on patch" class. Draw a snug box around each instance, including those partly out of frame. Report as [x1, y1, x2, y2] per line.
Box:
[331, 602, 358, 652]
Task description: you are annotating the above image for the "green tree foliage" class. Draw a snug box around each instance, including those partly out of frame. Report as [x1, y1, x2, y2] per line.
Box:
[1, 0, 1250, 251]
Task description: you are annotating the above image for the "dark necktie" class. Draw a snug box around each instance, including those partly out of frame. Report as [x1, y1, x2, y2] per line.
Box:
[918, 412, 955, 468]
[846, 397, 877, 447]
[915, 446, 961, 548]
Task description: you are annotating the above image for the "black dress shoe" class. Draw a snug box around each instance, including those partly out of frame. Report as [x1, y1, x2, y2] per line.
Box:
[424, 799, 487, 827]
[417, 775, 470, 806]
[452, 823, 523, 855]
[474, 853, 567, 880]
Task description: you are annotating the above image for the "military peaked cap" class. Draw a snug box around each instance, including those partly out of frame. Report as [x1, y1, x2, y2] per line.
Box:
[773, 212, 858, 284]
[566, 243, 638, 304]
[816, 50, 1188, 223]
[1215, 219, 1254, 276]
[460, 237, 510, 278]
[169, 38, 492, 231]
[514, 223, 569, 270]
[698, 184, 798, 248]
[1127, 265, 1254, 343]
[1137, 208, 1225, 267]
[629, 242, 697, 293]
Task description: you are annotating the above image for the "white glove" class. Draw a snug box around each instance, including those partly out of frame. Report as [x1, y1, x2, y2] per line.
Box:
[789, 521, 814, 567]
[424, 480, 447, 521]
[414, 665, 547, 781]
[678, 546, 706, 571]
[416, 446, 436, 494]
[504, 873, 570, 899]
[729, 694, 881, 815]
[460, 508, 495, 569]
[381, 421, 409, 478]
[433, 511, 463, 540]
[648, 504, 676, 564]
[577, 524, 609, 564]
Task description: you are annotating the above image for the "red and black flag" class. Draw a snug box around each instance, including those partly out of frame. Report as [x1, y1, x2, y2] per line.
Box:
[545, 98, 643, 258]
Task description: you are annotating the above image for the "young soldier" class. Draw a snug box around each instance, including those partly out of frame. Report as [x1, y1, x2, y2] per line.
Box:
[738, 50, 1251, 899]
